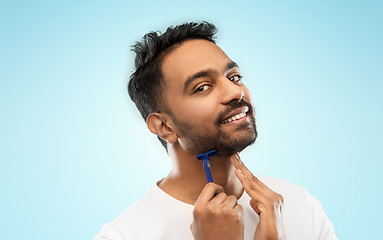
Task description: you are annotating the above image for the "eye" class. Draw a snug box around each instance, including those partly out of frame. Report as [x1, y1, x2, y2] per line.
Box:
[193, 84, 211, 93]
[229, 74, 243, 82]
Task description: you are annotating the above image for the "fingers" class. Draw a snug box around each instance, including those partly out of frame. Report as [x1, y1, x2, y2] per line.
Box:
[235, 168, 264, 201]
[210, 193, 239, 212]
[235, 169, 257, 193]
[231, 154, 284, 211]
[194, 184, 243, 223]
[210, 192, 228, 205]
[192, 188, 245, 240]
[231, 154, 272, 195]
[231, 153, 263, 187]
[222, 194, 238, 209]
[195, 183, 224, 205]
[249, 198, 261, 215]
[234, 204, 244, 219]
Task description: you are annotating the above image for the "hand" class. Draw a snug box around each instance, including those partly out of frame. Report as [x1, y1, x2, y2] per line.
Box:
[191, 182, 244, 240]
[230, 153, 285, 240]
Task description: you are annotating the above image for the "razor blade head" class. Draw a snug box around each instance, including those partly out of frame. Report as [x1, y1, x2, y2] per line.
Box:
[196, 149, 218, 160]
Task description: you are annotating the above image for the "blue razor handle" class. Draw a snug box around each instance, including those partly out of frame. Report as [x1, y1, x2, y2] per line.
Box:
[196, 149, 218, 183]
[202, 158, 213, 183]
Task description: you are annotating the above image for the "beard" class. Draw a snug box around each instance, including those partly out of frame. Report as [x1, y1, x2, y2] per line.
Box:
[170, 100, 257, 157]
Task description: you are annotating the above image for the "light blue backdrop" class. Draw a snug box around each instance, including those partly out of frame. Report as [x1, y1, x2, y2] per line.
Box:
[1, 1, 382, 239]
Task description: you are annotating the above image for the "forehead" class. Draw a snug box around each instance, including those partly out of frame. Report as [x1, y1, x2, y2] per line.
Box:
[161, 39, 232, 86]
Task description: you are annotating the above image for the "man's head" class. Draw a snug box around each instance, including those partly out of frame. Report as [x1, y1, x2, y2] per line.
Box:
[128, 21, 257, 155]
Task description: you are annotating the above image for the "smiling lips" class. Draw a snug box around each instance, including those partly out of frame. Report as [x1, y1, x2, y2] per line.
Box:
[221, 107, 249, 124]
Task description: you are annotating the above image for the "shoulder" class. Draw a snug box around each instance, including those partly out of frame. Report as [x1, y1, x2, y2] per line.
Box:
[255, 174, 338, 239]
[94, 183, 194, 240]
[256, 174, 309, 199]
[255, 174, 324, 214]
[94, 185, 159, 240]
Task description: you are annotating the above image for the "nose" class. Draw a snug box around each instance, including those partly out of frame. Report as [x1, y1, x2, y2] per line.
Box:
[219, 80, 245, 104]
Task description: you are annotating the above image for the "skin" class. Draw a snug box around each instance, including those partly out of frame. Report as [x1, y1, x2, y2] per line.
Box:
[146, 39, 284, 240]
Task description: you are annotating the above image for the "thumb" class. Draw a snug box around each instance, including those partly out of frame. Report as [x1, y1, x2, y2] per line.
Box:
[250, 199, 261, 215]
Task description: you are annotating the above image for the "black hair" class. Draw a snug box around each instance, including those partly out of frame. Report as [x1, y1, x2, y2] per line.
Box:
[128, 21, 218, 151]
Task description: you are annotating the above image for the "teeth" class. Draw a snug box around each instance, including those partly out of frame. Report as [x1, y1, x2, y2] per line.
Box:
[222, 112, 246, 124]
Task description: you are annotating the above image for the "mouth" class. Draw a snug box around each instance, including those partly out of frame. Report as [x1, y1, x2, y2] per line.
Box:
[221, 107, 249, 124]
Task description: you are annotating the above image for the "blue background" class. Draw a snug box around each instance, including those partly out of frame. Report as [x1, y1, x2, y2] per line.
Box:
[1, 0, 382, 239]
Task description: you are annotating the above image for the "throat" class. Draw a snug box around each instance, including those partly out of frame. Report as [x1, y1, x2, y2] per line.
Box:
[158, 156, 244, 205]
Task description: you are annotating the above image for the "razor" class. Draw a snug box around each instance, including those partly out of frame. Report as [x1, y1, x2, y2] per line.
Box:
[196, 149, 218, 183]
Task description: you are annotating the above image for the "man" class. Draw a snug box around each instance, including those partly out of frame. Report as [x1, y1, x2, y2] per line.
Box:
[95, 21, 337, 240]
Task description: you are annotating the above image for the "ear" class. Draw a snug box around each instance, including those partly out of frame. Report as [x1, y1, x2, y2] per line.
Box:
[146, 113, 178, 144]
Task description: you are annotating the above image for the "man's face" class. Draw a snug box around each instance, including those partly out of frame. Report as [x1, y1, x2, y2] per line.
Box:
[161, 39, 257, 156]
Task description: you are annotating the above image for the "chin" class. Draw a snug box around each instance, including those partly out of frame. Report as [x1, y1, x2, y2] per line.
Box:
[182, 122, 257, 157]
[216, 131, 257, 157]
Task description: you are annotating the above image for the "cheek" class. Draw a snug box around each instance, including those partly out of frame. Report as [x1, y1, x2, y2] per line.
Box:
[171, 98, 218, 123]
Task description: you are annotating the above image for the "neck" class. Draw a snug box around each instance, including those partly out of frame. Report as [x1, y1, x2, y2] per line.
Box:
[158, 142, 244, 205]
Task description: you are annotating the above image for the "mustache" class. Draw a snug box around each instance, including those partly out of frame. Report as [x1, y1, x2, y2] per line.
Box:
[215, 100, 254, 125]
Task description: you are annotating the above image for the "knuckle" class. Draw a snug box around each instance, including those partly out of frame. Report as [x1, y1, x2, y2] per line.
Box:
[218, 192, 228, 198]
[251, 175, 258, 182]
[206, 182, 216, 189]
[229, 210, 239, 219]
[207, 182, 215, 187]
[272, 193, 284, 203]
[206, 204, 221, 216]
[210, 182, 224, 191]
[211, 207, 221, 216]
[205, 204, 214, 213]
[193, 206, 203, 217]
[227, 195, 237, 201]
[222, 207, 232, 215]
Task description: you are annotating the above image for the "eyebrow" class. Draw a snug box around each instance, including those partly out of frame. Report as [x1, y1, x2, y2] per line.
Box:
[183, 61, 239, 92]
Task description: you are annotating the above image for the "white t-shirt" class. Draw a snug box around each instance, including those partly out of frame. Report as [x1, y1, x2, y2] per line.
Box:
[94, 175, 337, 240]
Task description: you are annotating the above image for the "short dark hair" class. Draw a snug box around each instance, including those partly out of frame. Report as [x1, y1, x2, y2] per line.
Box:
[128, 21, 218, 151]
